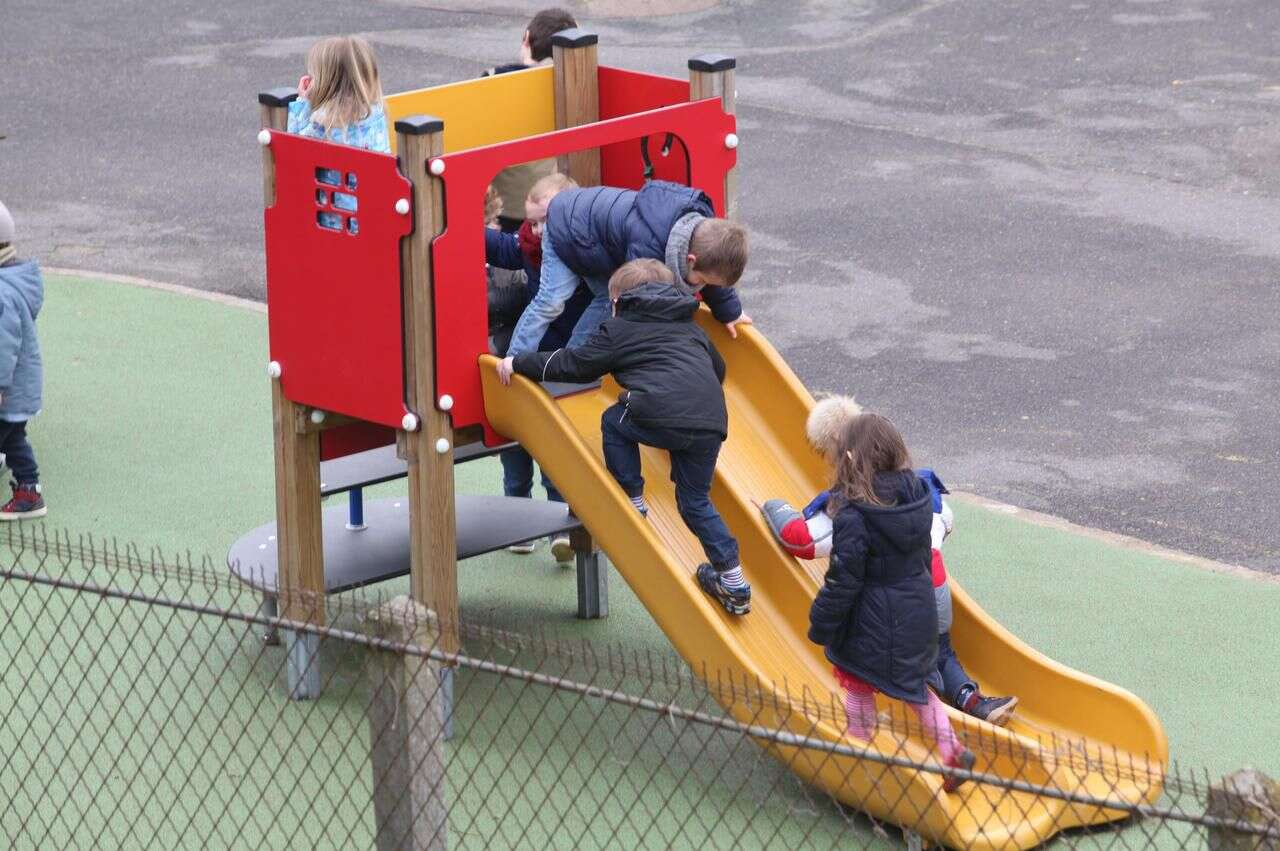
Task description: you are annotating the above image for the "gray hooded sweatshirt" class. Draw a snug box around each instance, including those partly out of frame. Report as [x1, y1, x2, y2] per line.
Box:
[0, 259, 44, 421]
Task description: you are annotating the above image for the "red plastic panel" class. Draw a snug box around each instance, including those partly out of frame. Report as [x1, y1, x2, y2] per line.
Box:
[320, 422, 397, 462]
[430, 98, 737, 445]
[598, 67, 693, 189]
[264, 132, 413, 431]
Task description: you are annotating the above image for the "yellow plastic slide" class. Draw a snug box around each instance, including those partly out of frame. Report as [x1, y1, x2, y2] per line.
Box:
[480, 313, 1167, 849]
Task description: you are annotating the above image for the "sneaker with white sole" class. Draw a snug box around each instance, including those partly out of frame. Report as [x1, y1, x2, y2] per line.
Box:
[0, 481, 46, 521]
[695, 562, 751, 615]
[550, 535, 573, 565]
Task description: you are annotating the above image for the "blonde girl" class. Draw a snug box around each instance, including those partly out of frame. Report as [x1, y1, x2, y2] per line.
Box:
[287, 36, 390, 153]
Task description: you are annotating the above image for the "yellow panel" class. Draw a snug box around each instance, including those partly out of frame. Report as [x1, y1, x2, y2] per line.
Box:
[384, 65, 556, 154]
[480, 314, 1167, 849]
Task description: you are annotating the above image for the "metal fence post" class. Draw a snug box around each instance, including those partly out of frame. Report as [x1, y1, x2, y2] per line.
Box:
[366, 596, 448, 851]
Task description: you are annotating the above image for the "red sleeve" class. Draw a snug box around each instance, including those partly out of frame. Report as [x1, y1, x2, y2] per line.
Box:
[931, 549, 948, 588]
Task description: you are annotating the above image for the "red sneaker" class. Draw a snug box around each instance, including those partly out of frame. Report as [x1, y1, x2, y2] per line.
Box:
[0, 482, 46, 520]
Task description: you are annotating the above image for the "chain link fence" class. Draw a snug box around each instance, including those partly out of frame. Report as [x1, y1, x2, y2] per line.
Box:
[1, 527, 1276, 849]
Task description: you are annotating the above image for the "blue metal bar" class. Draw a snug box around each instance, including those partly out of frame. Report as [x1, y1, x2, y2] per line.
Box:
[348, 487, 365, 529]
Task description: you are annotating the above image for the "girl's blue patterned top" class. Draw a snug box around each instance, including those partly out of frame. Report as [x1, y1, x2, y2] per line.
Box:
[287, 99, 391, 153]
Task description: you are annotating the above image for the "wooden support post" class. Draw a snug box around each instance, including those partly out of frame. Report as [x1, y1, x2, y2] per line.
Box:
[688, 54, 739, 219]
[394, 115, 460, 656]
[366, 597, 448, 851]
[260, 88, 325, 699]
[552, 29, 601, 186]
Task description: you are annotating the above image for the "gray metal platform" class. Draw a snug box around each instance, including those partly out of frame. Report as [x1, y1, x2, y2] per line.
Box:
[228, 495, 585, 594]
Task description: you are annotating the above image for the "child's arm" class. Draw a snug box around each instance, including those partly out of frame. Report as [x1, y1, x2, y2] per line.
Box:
[0, 293, 22, 392]
[484, 228, 524, 271]
[506, 325, 619, 385]
[700, 285, 742, 323]
[807, 512, 868, 646]
[286, 98, 313, 136]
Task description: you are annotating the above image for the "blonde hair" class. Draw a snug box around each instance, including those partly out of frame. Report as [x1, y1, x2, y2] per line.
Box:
[527, 172, 577, 204]
[805, 394, 862, 463]
[484, 185, 503, 227]
[305, 36, 384, 130]
[689, 218, 748, 284]
[608, 258, 673, 300]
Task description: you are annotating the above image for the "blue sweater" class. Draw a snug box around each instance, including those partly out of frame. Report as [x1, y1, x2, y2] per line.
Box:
[0, 259, 45, 421]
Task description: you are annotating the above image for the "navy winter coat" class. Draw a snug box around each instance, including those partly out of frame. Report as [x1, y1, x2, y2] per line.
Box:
[511, 281, 727, 436]
[544, 180, 743, 323]
[807, 471, 938, 703]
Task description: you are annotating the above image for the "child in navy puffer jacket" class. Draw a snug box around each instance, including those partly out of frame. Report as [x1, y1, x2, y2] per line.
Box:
[807, 413, 975, 793]
[497, 180, 752, 375]
[0, 201, 47, 520]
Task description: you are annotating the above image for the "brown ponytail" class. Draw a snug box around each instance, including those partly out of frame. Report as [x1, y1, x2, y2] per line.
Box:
[831, 413, 912, 509]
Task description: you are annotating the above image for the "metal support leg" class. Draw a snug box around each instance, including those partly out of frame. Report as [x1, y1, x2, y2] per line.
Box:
[905, 830, 925, 850]
[259, 593, 280, 646]
[286, 629, 323, 700]
[571, 527, 607, 620]
[347, 487, 367, 531]
[439, 666, 455, 742]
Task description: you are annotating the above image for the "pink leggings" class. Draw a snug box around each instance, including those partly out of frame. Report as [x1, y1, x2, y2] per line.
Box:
[843, 680, 962, 763]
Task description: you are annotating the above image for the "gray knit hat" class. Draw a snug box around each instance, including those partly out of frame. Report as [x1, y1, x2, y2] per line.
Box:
[0, 200, 13, 245]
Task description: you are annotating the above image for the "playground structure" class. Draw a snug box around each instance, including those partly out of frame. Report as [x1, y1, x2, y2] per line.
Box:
[235, 31, 1169, 849]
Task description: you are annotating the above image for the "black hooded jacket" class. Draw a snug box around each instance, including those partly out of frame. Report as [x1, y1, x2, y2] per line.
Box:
[511, 281, 728, 436]
[807, 471, 938, 703]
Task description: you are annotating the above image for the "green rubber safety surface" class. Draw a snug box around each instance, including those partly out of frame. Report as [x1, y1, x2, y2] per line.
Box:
[4, 273, 1276, 847]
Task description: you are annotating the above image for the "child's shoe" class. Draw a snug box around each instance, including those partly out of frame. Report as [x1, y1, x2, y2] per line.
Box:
[0, 481, 46, 520]
[942, 748, 976, 793]
[695, 563, 751, 615]
[507, 540, 537, 555]
[550, 534, 573, 565]
[956, 685, 1018, 726]
[969, 695, 1017, 726]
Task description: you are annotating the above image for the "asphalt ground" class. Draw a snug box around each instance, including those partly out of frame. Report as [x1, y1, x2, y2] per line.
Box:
[3, 0, 1278, 572]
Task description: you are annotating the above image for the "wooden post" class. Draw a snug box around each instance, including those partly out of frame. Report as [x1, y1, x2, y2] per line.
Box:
[394, 116, 460, 656]
[688, 54, 739, 219]
[366, 597, 448, 851]
[552, 29, 601, 186]
[259, 88, 326, 699]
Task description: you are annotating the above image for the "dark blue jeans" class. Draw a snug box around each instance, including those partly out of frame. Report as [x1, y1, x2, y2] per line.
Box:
[599, 402, 738, 570]
[500, 446, 563, 504]
[0, 420, 38, 484]
[927, 631, 977, 706]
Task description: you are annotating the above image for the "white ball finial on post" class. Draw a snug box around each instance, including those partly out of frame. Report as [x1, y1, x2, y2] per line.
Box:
[435, 438, 451, 455]
[438, 394, 454, 411]
[395, 198, 410, 215]
[429, 159, 446, 176]
[267, 361, 282, 378]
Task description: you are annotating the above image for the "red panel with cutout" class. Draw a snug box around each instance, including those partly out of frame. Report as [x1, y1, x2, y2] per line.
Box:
[264, 132, 413, 432]
[430, 96, 736, 445]
[598, 67, 693, 188]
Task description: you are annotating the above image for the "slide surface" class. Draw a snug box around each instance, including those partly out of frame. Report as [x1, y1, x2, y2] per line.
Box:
[480, 314, 1167, 849]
